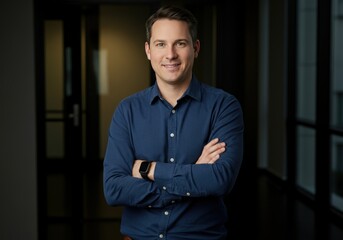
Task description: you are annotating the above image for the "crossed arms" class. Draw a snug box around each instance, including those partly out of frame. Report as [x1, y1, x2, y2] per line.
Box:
[132, 138, 226, 180]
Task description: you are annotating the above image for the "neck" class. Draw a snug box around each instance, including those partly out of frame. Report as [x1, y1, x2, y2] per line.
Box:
[157, 79, 191, 107]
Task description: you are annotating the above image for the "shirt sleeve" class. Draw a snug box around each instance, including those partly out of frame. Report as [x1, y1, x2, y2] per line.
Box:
[153, 95, 244, 198]
[103, 102, 182, 208]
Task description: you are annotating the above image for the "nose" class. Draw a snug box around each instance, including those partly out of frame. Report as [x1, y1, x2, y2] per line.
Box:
[166, 45, 177, 59]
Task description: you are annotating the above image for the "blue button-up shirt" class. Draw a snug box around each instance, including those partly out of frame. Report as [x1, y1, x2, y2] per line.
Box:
[103, 76, 244, 240]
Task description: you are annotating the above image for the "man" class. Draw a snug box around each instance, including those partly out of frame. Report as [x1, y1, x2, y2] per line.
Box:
[103, 5, 244, 240]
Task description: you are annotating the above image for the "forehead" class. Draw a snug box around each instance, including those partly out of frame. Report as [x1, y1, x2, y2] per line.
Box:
[151, 19, 191, 41]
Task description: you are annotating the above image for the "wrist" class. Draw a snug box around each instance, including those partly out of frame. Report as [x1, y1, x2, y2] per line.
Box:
[148, 162, 156, 181]
[139, 161, 152, 180]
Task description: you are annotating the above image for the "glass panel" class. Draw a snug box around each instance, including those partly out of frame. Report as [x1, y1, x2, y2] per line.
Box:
[46, 122, 64, 158]
[47, 174, 72, 217]
[296, 0, 317, 122]
[331, 0, 343, 128]
[45, 20, 65, 159]
[46, 112, 64, 120]
[296, 126, 316, 194]
[331, 135, 343, 212]
[44, 20, 64, 111]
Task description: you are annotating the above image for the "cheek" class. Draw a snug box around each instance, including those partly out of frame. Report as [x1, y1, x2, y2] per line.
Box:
[149, 53, 163, 63]
[149, 56, 160, 71]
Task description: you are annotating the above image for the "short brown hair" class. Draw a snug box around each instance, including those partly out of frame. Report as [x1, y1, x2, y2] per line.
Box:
[145, 5, 198, 44]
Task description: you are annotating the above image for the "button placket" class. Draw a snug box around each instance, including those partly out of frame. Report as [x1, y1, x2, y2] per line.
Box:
[168, 107, 176, 165]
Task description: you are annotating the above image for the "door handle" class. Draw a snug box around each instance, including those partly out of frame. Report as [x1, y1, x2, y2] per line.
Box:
[68, 104, 80, 127]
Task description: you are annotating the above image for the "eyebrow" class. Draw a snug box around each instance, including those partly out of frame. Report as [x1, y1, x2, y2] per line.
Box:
[152, 39, 190, 44]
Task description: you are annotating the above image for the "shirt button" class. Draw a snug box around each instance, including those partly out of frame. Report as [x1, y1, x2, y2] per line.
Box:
[159, 234, 164, 238]
[172, 109, 176, 114]
[163, 186, 167, 190]
[186, 192, 191, 196]
[171, 200, 175, 204]
[148, 205, 152, 208]
[164, 211, 169, 215]
[170, 133, 175, 137]
[170, 158, 174, 162]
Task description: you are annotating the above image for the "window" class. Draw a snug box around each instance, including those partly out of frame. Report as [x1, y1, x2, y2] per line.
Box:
[295, 0, 317, 195]
[331, 136, 343, 212]
[296, 126, 316, 194]
[296, 0, 317, 122]
[330, 0, 343, 213]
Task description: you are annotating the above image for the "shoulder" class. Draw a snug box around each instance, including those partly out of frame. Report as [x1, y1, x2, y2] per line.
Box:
[200, 83, 244, 127]
[119, 86, 153, 107]
[200, 82, 240, 106]
[112, 86, 154, 119]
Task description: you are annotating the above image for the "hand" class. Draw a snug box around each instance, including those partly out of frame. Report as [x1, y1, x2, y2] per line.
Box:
[196, 138, 226, 164]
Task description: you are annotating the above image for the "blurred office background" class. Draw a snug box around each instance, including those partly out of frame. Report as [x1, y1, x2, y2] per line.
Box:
[1, 0, 343, 239]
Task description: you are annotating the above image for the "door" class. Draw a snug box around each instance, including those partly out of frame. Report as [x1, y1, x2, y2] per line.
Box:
[43, 4, 85, 240]
[39, 3, 152, 240]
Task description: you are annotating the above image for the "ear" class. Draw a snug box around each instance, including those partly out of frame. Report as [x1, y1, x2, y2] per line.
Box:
[145, 42, 151, 60]
[194, 39, 200, 58]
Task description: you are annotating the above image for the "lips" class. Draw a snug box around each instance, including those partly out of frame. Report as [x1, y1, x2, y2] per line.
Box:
[162, 63, 180, 70]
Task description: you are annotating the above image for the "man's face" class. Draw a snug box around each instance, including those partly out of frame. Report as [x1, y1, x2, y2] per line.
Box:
[145, 19, 200, 86]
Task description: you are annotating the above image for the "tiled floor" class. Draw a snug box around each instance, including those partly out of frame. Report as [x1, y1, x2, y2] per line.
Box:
[226, 170, 343, 240]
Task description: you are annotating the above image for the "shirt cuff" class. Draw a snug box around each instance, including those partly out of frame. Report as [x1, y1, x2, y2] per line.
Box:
[153, 162, 175, 190]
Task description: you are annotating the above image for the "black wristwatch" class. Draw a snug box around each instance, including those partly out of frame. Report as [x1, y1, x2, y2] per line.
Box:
[139, 161, 151, 181]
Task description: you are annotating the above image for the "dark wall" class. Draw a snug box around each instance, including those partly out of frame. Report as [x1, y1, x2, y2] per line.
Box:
[215, 1, 259, 238]
[0, 0, 38, 238]
[216, 0, 259, 180]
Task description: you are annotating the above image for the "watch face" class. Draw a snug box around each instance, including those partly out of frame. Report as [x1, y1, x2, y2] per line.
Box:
[140, 161, 150, 173]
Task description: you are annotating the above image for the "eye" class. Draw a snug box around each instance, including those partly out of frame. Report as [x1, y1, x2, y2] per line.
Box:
[176, 41, 187, 48]
[155, 42, 165, 48]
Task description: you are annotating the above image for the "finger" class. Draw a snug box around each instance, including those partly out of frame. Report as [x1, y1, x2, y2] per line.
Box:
[208, 145, 226, 162]
[208, 142, 226, 154]
[203, 138, 219, 150]
[209, 138, 219, 144]
[208, 154, 220, 164]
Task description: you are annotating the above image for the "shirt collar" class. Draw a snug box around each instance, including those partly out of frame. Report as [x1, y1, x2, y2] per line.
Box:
[149, 75, 202, 105]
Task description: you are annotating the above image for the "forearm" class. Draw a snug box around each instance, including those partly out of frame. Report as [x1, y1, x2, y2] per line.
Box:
[142, 98, 244, 198]
[131, 137, 240, 198]
[153, 154, 242, 198]
[132, 138, 225, 181]
[103, 172, 180, 208]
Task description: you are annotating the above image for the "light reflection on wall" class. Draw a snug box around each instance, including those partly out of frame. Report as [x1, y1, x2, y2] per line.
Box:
[99, 5, 151, 158]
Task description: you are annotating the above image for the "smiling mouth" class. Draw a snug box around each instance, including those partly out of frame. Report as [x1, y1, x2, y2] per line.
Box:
[162, 63, 180, 69]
